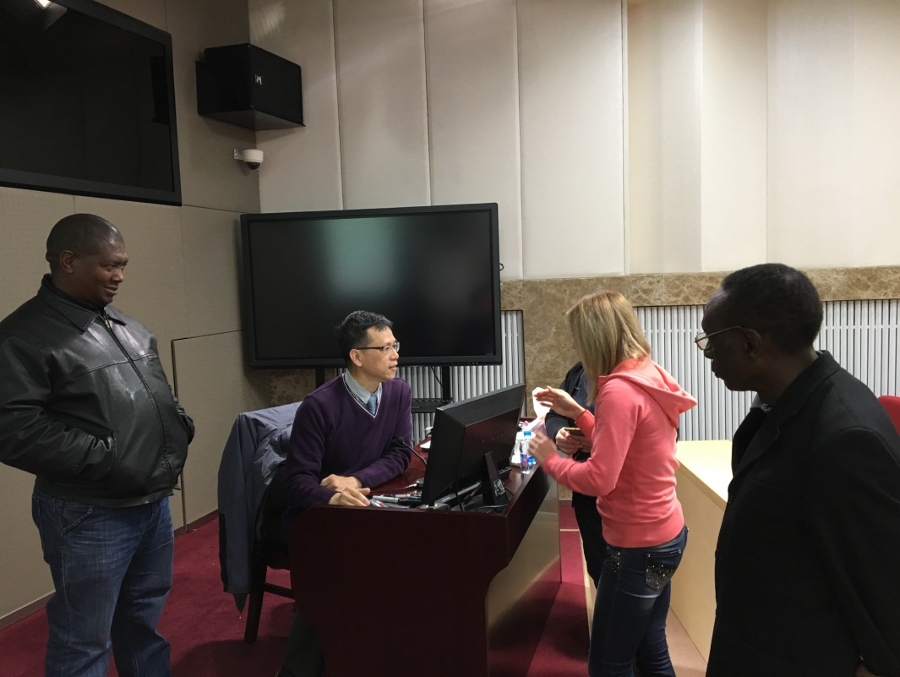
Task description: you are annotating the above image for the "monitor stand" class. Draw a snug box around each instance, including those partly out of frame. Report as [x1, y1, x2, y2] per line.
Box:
[480, 451, 510, 508]
[411, 365, 453, 412]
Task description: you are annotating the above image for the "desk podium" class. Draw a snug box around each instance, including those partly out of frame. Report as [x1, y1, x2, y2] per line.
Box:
[289, 461, 560, 677]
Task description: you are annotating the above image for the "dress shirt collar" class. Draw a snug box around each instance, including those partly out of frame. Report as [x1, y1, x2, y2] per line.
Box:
[342, 371, 382, 410]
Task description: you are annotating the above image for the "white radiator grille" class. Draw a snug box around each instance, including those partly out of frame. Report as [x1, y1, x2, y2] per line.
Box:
[636, 300, 900, 441]
[820, 300, 900, 396]
[400, 311, 525, 441]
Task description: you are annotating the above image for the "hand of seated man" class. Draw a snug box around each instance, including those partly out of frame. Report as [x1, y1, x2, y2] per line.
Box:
[327, 486, 371, 506]
[320, 474, 362, 491]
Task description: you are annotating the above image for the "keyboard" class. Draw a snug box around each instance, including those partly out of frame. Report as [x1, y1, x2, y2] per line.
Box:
[372, 467, 510, 508]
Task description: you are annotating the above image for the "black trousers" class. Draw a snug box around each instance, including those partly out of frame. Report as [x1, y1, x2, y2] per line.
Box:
[280, 608, 324, 677]
[572, 489, 606, 585]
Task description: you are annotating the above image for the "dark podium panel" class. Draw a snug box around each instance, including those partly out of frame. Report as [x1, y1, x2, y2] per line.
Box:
[289, 465, 560, 677]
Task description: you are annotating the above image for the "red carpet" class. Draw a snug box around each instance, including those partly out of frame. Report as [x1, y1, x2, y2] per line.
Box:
[0, 506, 589, 677]
[528, 527, 592, 676]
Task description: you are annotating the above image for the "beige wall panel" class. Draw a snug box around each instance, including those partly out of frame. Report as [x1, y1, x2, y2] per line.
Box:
[852, 0, 900, 266]
[73, 197, 189, 380]
[518, 0, 625, 279]
[97, 0, 167, 30]
[699, 0, 767, 272]
[334, 0, 431, 209]
[166, 0, 260, 214]
[424, 0, 522, 280]
[180, 207, 243, 337]
[252, 0, 344, 213]
[628, 0, 702, 274]
[517, 0, 624, 279]
[174, 332, 270, 525]
[0, 188, 75, 318]
[0, 465, 53, 621]
[767, 0, 856, 267]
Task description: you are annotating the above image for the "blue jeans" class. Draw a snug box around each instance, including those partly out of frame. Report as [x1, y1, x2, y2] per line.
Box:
[588, 525, 688, 677]
[32, 492, 174, 677]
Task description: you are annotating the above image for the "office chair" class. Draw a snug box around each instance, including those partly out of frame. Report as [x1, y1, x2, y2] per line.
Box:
[878, 395, 900, 435]
[243, 461, 293, 643]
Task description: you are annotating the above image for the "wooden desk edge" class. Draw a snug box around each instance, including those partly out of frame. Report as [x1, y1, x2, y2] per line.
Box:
[676, 441, 732, 510]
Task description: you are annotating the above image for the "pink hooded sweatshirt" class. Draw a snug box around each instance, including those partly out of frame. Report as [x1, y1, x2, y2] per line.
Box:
[543, 357, 697, 548]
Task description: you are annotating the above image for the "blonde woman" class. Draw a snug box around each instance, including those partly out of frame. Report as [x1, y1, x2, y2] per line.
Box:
[531, 291, 696, 677]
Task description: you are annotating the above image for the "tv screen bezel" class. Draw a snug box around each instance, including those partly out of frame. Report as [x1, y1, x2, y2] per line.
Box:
[0, 0, 182, 206]
[239, 203, 503, 369]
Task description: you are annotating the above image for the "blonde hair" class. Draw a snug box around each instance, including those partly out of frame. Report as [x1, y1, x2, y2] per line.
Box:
[566, 291, 651, 401]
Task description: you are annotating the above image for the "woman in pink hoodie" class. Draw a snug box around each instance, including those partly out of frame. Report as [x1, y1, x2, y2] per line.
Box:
[532, 291, 696, 677]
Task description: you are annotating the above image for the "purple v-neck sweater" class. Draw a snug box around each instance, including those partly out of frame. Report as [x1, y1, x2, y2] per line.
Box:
[285, 376, 413, 514]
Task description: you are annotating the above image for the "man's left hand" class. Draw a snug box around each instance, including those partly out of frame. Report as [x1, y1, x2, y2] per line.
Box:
[320, 474, 362, 491]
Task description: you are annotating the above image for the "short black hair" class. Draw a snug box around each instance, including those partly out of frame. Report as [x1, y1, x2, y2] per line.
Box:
[336, 310, 393, 364]
[719, 263, 823, 353]
[46, 214, 122, 268]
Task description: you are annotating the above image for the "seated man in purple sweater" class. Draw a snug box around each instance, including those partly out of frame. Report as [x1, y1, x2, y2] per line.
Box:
[277, 310, 413, 677]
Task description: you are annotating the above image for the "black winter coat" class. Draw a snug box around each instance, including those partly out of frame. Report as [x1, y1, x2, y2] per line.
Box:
[0, 276, 193, 506]
[708, 352, 900, 677]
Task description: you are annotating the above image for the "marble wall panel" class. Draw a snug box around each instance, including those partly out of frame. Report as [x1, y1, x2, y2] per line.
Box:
[805, 267, 900, 302]
[271, 369, 323, 407]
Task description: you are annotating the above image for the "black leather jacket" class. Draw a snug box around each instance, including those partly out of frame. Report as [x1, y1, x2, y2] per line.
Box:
[0, 276, 194, 507]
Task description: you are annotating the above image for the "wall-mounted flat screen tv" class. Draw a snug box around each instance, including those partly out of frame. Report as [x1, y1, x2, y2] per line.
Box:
[0, 0, 181, 205]
[240, 203, 502, 368]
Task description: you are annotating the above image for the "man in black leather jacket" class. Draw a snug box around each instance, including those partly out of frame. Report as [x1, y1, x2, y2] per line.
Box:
[0, 214, 194, 677]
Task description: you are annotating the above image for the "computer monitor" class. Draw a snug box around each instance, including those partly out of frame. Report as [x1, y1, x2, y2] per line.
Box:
[420, 383, 526, 507]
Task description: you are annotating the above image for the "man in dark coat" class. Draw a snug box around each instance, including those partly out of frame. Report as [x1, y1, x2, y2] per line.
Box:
[699, 263, 900, 677]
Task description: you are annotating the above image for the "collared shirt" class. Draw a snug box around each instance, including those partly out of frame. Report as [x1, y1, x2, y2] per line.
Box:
[342, 371, 381, 414]
[750, 394, 772, 414]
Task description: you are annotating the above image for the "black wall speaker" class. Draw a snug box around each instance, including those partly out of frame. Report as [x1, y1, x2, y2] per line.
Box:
[196, 43, 303, 130]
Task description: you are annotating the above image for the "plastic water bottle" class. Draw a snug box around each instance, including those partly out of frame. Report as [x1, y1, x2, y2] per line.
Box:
[519, 430, 535, 474]
[512, 430, 525, 466]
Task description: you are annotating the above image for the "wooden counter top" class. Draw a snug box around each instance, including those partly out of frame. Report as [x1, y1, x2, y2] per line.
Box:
[675, 440, 732, 510]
